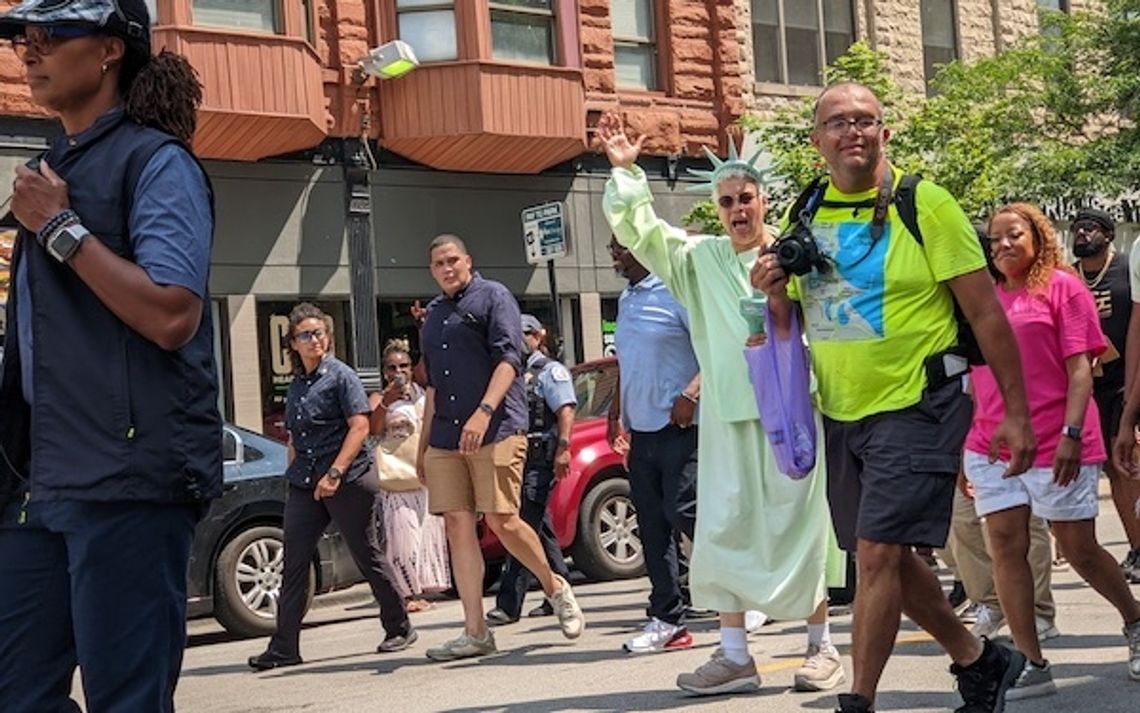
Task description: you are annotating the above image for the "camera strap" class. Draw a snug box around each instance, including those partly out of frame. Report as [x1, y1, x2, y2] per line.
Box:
[802, 171, 895, 240]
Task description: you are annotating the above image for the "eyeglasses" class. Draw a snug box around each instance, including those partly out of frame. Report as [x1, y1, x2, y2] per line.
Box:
[10, 25, 98, 59]
[384, 361, 412, 371]
[717, 192, 757, 209]
[294, 328, 327, 343]
[1071, 220, 1104, 236]
[818, 116, 883, 136]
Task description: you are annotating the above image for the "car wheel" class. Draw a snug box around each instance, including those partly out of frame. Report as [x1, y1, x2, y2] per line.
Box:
[571, 476, 645, 581]
[213, 525, 314, 638]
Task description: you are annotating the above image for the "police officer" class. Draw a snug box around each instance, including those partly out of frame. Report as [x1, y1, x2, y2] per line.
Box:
[486, 314, 576, 624]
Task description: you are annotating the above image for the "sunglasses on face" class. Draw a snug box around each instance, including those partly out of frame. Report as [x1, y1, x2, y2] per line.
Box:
[718, 192, 757, 210]
[294, 328, 327, 343]
[10, 25, 98, 59]
[1071, 221, 1104, 236]
[818, 116, 883, 136]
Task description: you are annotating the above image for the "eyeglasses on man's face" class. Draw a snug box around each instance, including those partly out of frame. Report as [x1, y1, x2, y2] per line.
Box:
[818, 116, 883, 136]
[718, 192, 757, 210]
[10, 25, 98, 59]
[294, 328, 327, 343]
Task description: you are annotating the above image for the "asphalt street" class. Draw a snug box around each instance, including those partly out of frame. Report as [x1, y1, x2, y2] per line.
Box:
[172, 499, 1140, 713]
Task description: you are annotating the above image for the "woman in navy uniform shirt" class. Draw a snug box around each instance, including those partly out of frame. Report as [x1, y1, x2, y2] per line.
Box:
[248, 303, 414, 669]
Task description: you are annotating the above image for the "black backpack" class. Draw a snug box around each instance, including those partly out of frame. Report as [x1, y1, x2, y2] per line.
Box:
[786, 174, 984, 365]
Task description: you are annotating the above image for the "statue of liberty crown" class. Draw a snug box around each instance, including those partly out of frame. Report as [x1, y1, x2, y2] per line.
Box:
[685, 139, 771, 194]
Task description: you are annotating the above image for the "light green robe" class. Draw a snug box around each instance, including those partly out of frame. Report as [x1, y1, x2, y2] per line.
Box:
[604, 166, 844, 618]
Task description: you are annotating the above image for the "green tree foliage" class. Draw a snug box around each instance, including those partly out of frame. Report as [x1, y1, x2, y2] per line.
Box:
[682, 6, 1140, 230]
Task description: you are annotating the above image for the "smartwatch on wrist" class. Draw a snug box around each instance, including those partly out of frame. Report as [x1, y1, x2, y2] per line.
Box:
[327, 466, 343, 482]
[1060, 425, 1082, 440]
[43, 221, 89, 264]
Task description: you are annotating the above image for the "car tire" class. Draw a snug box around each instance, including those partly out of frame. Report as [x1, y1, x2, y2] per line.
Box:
[213, 525, 314, 638]
[571, 476, 645, 581]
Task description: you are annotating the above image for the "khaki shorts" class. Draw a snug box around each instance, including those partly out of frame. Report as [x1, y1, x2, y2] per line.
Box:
[424, 435, 526, 515]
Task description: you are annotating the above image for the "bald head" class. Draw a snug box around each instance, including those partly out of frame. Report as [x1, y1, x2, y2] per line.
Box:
[813, 82, 884, 125]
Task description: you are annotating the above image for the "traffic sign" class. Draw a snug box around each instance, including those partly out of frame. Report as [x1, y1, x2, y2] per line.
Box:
[522, 201, 568, 264]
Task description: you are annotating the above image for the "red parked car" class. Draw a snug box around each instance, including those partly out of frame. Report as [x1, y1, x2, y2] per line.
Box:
[479, 356, 645, 581]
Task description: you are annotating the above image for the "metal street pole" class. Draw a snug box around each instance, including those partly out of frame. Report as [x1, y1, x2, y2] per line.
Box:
[547, 259, 563, 361]
[343, 137, 382, 392]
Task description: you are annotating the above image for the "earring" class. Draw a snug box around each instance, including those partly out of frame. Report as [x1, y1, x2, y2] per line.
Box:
[101, 63, 108, 74]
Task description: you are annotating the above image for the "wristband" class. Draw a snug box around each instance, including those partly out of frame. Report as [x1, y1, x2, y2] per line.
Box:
[680, 392, 699, 404]
[37, 209, 79, 247]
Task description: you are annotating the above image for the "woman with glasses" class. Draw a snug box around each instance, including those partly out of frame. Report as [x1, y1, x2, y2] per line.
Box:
[369, 337, 451, 613]
[964, 204, 1140, 698]
[0, 0, 219, 709]
[248, 303, 416, 670]
[597, 113, 845, 697]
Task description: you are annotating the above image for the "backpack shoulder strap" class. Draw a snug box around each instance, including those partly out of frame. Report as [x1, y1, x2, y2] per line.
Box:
[894, 174, 923, 246]
[788, 176, 829, 226]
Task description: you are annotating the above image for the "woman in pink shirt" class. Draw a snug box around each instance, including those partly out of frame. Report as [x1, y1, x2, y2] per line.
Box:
[965, 202, 1140, 699]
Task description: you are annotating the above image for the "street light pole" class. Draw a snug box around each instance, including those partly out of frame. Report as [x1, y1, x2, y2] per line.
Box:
[343, 137, 381, 392]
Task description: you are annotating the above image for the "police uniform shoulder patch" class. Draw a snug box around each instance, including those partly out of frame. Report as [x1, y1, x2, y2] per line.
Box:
[549, 364, 571, 382]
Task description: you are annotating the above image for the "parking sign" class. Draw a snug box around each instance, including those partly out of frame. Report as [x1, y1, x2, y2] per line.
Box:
[522, 201, 568, 264]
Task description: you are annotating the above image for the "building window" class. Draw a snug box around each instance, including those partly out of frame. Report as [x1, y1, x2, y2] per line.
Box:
[490, 0, 556, 65]
[397, 0, 457, 63]
[752, 0, 855, 87]
[921, 0, 958, 93]
[612, 0, 657, 90]
[1037, 0, 1068, 11]
[192, 0, 278, 33]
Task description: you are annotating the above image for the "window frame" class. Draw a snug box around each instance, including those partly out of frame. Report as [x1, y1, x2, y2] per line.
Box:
[395, 0, 459, 63]
[611, 0, 664, 92]
[190, 0, 282, 35]
[1036, 0, 1069, 12]
[920, 0, 960, 94]
[751, 0, 857, 89]
[488, 0, 559, 66]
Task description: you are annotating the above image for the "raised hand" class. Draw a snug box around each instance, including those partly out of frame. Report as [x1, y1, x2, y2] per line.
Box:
[595, 112, 644, 171]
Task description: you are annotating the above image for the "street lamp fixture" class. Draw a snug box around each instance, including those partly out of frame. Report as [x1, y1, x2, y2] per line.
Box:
[355, 39, 419, 83]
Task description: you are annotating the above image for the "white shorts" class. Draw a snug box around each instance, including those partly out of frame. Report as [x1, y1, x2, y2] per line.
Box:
[962, 450, 1100, 522]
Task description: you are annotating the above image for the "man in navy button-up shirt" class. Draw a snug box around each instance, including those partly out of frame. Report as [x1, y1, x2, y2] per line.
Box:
[417, 234, 584, 661]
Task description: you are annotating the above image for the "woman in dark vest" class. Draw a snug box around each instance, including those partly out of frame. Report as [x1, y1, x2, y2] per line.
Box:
[0, 0, 222, 711]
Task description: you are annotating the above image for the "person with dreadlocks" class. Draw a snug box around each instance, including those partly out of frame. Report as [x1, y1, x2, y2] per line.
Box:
[0, 0, 219, 710]
[597, 112, 847, 697]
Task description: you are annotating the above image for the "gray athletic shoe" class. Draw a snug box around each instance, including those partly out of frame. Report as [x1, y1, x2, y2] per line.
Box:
[1126, 619, 1140, 681]
[425, 630, 496, 662]
[676, 647, 761, 696]
[1005, 659, 1056, 701]
[548, 575, 585, 639]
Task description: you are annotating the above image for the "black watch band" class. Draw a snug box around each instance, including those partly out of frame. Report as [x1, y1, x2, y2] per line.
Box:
[327, 466, 343, 481]
[478, 402, 495, 416]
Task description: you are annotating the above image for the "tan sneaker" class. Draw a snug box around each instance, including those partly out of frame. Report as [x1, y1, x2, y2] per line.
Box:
[425, 630, 496, 662]
[793, 643, 845, 691]
[676, 647, 761, 696]
[548, 575, 585, 639]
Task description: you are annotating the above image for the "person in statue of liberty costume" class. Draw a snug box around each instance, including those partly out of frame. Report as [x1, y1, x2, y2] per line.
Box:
[597, 112, 847, 697]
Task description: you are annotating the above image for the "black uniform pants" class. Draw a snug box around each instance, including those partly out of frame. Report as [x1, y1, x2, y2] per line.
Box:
[627, 424, 698, 625]
[270, 475, 409, 656]
[495, 460, 571, 617]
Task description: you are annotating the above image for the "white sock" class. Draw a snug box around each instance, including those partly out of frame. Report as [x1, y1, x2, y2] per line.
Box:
[720, 626, 750, 664]
[808, 622, 832, 649]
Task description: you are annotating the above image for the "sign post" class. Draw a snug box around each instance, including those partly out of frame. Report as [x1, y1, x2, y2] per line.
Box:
[522, 201, 568, 358]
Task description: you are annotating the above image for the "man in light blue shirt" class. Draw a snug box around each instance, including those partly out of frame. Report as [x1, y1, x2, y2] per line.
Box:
[607, 237, 700, 654]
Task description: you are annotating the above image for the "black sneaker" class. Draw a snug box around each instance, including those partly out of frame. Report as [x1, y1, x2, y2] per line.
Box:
[947, 580, 968, 613]
[950, 638, 1025, 712]
[377, 627, 418, 653]
[527, 601, 554, 618]
[486, 607, 521, 626]
[836, 693, 874, 712]
[1121, 547, 1139, 571]
[247, 649, 302, 671]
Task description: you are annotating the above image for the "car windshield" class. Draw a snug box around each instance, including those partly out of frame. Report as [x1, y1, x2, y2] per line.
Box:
[573, 363, 618, 420]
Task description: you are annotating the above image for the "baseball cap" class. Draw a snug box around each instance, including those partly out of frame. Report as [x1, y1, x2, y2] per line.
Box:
[0, 0, 151, 55]
[1072, 208, 1114, 233]
[521, 314, 543, 335]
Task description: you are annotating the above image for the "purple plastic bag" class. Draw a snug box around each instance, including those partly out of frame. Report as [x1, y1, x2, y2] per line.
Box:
[743, 306, 816, 479]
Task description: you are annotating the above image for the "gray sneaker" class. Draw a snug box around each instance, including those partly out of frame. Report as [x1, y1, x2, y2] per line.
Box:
[676, 647, 761, 696]
[1005, 659, 1056, 701]
[1036, 616, 1061, 641]
[548, 575, 585, 639]
[793, 643, 845, 691]
[972, 604, 1006, 639]
[425, 630, 496, 662]
[1126, 619, 1140, 681]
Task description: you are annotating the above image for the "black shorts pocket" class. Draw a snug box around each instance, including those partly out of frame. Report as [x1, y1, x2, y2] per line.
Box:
[909, 454, 960, 477]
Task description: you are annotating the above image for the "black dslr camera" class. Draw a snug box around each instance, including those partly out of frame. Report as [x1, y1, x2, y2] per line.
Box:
[767, 220, 831, 276]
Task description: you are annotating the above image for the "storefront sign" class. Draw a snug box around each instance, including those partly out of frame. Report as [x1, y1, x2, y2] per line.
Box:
[522, 201, 567, 264]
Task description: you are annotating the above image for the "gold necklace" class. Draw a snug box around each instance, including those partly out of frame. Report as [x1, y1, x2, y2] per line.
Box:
[1080, 246, 1115, 289]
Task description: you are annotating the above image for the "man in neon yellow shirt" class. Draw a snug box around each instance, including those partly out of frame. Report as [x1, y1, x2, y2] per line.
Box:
[753, 82, 1037, 713]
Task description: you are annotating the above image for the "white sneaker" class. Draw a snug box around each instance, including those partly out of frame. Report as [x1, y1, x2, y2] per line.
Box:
[972, 604, 1006, 639]
[1126, 619, 1140, 681]
[745, 610, 769, 634]
[622, 618, 693, 653]
[548, 575, 584, 639]
[793, 643, 845, 691]
[1036, 616, 1061, 641]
